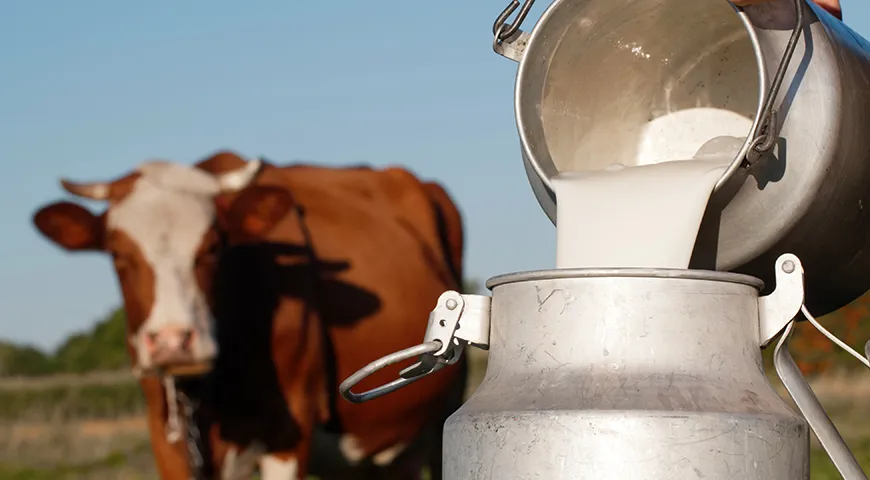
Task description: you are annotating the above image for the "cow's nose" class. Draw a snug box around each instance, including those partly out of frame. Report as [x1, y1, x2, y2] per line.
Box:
[143, 326, 195, 356]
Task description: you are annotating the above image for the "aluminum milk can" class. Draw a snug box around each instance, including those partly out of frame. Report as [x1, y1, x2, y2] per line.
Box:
[340, 255, 870, 479]
[493, 0, 870, 315]
[337, 0, 870, 478]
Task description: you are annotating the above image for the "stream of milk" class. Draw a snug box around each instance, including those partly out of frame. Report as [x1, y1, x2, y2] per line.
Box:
[554, 107, 752, 269]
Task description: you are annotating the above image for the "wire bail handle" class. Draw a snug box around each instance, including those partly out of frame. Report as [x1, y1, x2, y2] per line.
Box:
[492, 0, 536, 47]
[339, 291, 491, 404]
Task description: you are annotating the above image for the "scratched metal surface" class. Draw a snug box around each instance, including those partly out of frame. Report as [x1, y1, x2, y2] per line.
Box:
[444, 272, 809, 479]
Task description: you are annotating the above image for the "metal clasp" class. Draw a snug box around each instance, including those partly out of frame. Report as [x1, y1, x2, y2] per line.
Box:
[758, 253, 870, 480]
[339, 291, 491, 404]
[491, 0, 535, 61]
[758, 253, 805, 347]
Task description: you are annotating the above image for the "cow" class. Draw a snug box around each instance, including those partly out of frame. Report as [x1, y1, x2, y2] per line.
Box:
[31, 150, 468, 479]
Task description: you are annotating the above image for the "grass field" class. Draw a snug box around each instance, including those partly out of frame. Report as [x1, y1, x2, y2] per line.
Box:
[0, 350, 868, 478]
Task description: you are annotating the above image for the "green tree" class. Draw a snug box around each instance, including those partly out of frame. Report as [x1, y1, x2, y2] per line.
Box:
[0, 342, 55, 376]
[53, 308, 129, 373]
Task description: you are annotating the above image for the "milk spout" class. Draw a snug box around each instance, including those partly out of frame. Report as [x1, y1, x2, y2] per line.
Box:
[553, 133, 745, 270]
[553, 158, 728, 269]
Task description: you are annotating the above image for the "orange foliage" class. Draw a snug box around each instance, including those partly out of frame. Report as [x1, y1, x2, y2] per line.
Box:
[788, 290, 870, 377]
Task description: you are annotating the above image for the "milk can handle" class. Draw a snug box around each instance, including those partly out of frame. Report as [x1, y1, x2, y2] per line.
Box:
[339, 341, 444, 403]
[730, 0, 805, 172]
[340, 292, 491, 404]
[773, 310, 870, 479]
[492, 0, 536, 45]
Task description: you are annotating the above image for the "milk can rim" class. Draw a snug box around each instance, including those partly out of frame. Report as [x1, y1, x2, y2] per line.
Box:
[485, 268, 765, 290]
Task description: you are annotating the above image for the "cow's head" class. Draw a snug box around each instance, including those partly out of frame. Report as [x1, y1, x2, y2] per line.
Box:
[32, 152, 294, 376]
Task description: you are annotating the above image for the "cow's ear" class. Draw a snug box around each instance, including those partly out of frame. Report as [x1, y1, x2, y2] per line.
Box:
[32, 201, 105, 251]
[217, 186, 294, 239]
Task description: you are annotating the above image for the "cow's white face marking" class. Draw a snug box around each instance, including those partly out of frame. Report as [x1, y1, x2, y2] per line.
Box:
[109, 162, 227, 369]
[259, 455, 299, 480]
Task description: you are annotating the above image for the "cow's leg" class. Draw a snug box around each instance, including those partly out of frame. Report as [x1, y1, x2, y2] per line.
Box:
[259, 453, 302, 480]
[145, 421, 190, 480]
[221, 443, 310, 480]
[371, 447, 427, 480]
[139, 378, 192, 479]
[220, 442, 265, 480]
[257, 436, 311, 480]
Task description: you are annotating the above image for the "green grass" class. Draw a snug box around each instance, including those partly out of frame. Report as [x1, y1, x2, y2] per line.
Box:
[0, 382, 145, 421]
[0, 446, 149, 480]
[0, 454, 126, 480]
[811, 437, 870, 480]
[0, 357, 869, 478]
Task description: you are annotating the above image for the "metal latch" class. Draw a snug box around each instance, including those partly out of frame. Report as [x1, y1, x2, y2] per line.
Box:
[339, 290, 491, 404]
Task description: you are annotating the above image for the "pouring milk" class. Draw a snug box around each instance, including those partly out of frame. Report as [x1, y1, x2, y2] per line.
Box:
[553, 107, 752, 269]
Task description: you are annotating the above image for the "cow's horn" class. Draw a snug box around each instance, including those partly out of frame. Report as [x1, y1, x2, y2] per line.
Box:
[214, 158, 263, 192]
[59, 179, 111, 200]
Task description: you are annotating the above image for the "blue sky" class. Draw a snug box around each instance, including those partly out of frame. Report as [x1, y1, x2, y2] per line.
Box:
[2, 0, 870, 349]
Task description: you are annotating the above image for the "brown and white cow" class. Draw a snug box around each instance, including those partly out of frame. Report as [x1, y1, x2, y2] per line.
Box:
[32, 151, 468, 479]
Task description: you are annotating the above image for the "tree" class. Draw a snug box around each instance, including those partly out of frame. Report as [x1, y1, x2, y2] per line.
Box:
[53, 308, 129, 373]
[0, 342, 55, 376]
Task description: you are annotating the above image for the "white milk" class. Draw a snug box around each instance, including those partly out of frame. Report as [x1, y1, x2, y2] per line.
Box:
[635, 107, 754, 166]
[554, 108, 751, 269]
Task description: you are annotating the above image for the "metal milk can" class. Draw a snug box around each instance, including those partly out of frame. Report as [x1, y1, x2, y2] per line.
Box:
[340, 255, 870, 479]
[337, 0, 870, 478]
[494, 0, 870, 315]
